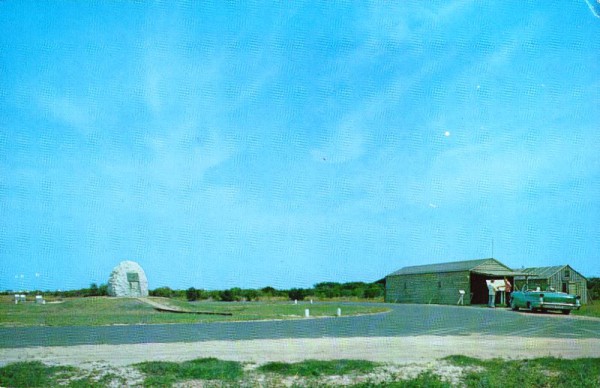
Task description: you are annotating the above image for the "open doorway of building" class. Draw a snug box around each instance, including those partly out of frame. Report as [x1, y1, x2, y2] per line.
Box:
[469, 273, 513, 305]
[470, 273, 491, 304]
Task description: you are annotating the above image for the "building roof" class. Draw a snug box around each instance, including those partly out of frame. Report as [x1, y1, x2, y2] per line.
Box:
[387, 258, 523, 277]
[514, 265, 586, 280]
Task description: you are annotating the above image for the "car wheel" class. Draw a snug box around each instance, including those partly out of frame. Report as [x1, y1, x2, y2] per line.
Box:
[511, 300, 519, 311]
[526, 302, 534, 312]
[561, 310, 571, 315]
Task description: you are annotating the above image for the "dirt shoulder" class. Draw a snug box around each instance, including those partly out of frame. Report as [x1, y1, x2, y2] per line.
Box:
[2, 335, 600, 367]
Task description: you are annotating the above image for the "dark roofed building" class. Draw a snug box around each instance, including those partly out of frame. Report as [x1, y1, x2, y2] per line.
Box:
[385, 258, 525, 305]
[514, 265, 588, 304]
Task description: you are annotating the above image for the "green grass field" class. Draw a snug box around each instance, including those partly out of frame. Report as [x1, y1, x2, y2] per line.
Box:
[2, 357, 600, 387]
[136, 358, 243, 386]
[443, 355, 600, 388]
[0, 296, 389, 327]
[573, 302, 600, 318]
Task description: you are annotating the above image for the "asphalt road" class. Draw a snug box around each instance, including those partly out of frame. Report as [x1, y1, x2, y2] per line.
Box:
[1, 303, 598, 348]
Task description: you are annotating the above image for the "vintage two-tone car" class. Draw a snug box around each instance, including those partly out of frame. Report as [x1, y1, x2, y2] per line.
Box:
[510, 287, 581, 314]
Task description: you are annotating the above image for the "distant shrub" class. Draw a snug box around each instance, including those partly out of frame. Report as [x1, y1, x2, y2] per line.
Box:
[363, 284, 384, 299]
[186, 287, 199, 301]
[151, 287, 174, 298]
[220, 290, 235, 302]
[242, 289, 259, 301]
[261, 286, 277, 295]
[288, 288, 307, 301]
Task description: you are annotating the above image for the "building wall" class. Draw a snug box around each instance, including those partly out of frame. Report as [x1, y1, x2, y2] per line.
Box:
[548, 266, 588, 304]
[386, 271, 471, 305]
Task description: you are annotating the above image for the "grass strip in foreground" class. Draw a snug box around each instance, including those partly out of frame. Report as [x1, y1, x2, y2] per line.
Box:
[351, 372, 450, 388]
[0, 361, 121, 388]
[134, 357, 243, 386]
[0, 361, 71, 387]
[258, 359, 381, 377]
[444, 355, 600, 387]
[3, 356, 600, 387]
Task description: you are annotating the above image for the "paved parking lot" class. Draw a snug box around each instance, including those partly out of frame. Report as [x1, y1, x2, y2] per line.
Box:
[1, 303, 598, 348]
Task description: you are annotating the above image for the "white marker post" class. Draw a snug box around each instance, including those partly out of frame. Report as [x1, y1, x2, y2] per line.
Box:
[305, 309, 310, 318]
[294, 299, 298, 305]
[337, 308, 341, 317]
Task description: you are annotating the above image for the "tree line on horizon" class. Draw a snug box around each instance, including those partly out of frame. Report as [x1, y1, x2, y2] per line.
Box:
[4, 278, 600, 302]
[180, 280, 385, 302]
[0, 280, 386, 301]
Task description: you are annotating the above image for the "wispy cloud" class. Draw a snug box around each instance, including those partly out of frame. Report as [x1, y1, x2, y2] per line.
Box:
[98, 125, 235, 202]
[360, 0, 475, 43]
[39, 94, 96, 133]
[146, 126, 235, 186]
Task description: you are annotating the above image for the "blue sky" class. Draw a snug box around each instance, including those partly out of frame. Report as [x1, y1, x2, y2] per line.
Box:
[1, 1, 599, 292]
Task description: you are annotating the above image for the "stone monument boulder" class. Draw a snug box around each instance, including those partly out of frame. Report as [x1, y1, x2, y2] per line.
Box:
[107, 261, 149, 297]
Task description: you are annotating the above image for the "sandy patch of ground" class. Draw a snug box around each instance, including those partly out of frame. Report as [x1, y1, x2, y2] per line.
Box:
[60, 363, 145, 388]
[2, 335, 600, 367]
[3, 337, 600, 387]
